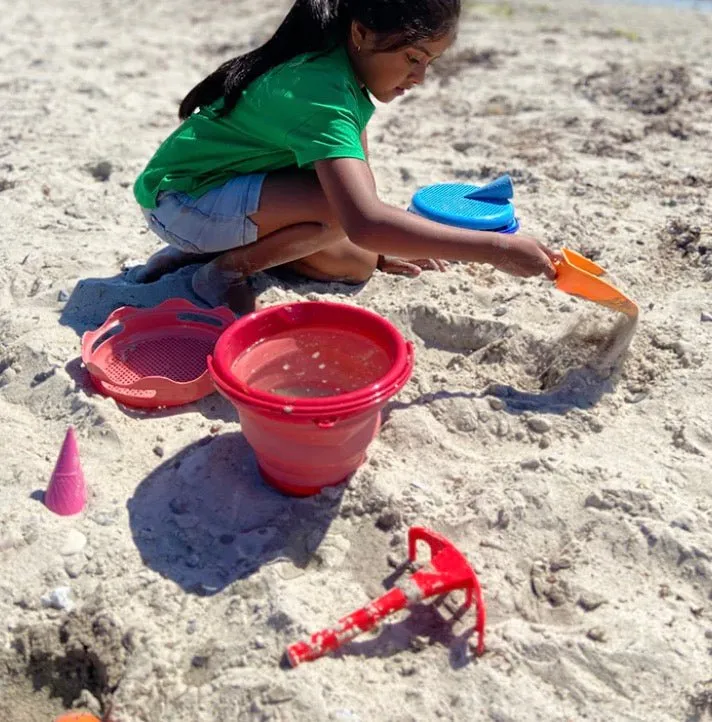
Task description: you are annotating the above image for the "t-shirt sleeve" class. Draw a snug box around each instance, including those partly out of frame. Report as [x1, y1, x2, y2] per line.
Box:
[285, 107, 367, 167]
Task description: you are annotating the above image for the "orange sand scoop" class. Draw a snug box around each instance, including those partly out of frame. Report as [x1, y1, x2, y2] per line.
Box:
[554, 248, 638, 317]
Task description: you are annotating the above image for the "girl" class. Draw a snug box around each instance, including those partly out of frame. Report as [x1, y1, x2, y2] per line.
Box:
[134, 0, 558, 313]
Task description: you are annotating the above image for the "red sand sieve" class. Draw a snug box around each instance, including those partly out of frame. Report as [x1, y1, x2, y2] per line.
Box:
[81, 299, 235, 409]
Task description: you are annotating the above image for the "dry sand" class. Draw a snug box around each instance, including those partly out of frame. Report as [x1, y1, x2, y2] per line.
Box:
[2, 0, 712, 720]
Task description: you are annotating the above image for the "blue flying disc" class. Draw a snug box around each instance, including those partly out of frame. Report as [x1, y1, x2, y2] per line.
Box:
[409, 176, 517, 231]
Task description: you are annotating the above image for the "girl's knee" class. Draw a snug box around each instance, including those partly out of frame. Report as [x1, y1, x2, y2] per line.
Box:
[330, 242, 377, 283]
[342, 254, 377, 284]
[290, 246, 376, 284]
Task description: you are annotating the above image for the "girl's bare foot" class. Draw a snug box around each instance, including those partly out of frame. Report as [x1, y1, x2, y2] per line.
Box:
[135, 246, 217, 284]
[191, 260, 258, 315]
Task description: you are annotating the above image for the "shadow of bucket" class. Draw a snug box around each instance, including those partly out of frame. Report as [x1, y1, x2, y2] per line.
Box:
[208, 302, 414, 497]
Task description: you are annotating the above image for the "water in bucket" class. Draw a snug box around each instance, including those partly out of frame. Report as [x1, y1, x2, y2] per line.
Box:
[231, 327, 392, 399]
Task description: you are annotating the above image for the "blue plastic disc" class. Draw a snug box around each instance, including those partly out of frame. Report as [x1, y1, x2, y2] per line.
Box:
[410, 183, 516, 231]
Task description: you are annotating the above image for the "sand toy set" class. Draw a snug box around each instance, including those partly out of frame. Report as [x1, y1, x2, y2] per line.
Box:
[412, 174, 638, 316]
[42, 174, 636, 717]
[72, 299, 417, 498]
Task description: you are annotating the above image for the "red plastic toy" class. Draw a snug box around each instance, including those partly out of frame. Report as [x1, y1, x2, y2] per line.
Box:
[45, 426, 86, 516]
[286, 527, 486, 666]
[81, 299, 234, 409]
[208, 301, 414, 496]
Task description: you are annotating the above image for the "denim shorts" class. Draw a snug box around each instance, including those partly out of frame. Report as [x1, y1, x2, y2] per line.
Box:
[141, 173, 266, 254]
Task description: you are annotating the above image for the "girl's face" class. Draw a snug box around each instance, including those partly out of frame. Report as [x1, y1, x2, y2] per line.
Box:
[349, 23, 457, 104]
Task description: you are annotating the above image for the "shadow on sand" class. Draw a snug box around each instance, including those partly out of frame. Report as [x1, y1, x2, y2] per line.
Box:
[127, 432, 344, 596]
[58, 263, 365, 337]
[385, 365, 617, 420]
[58, 265, 207, 337]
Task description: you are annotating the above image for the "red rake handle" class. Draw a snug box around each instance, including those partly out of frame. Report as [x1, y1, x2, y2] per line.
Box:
[286, 588, 407, 667]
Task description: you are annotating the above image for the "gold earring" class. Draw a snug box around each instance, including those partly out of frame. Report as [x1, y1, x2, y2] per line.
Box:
[356, 44, 361, 53]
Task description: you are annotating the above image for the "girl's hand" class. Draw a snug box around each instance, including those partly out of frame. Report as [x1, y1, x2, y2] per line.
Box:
[489, 235, 561, 280]
[377, 255, 448, 276]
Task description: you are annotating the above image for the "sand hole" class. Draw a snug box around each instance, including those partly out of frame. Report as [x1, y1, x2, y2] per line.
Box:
[22, 645, 110, 708]
[409, 305, 636, 394]
[5, 610, 127, 718]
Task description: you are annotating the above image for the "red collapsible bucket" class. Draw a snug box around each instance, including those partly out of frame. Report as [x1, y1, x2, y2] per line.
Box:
[208, 302, 414, 496]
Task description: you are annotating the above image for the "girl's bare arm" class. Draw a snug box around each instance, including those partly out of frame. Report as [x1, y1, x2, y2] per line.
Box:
[315, 157, 557, 278]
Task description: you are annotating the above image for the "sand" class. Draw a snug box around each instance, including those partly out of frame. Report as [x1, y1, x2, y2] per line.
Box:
[1, 0, 712, 720]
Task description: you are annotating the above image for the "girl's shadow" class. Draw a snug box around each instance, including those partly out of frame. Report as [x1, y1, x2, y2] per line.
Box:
[59, 265, 206, 337]
[59, 264, 364, 338]
[127, 432, 343, 596]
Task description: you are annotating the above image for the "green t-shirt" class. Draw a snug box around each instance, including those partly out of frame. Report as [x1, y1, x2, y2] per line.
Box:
[134, 44, 375, 208]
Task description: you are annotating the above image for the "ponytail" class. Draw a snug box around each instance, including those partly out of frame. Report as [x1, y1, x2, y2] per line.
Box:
[178, 0, 346, 120]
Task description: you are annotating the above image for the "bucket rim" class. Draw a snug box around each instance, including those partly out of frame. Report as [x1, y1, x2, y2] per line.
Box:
[209, 351, 413, 420]
[210, 301, 414, 416]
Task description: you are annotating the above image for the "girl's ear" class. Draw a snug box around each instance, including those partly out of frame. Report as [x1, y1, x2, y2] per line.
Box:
[350, 20, 370, 52]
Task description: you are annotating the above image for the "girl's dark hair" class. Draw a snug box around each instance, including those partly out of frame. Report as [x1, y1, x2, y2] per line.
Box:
[178, 0, 460, 120]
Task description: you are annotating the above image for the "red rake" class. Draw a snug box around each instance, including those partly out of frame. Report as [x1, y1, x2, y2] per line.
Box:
[285, 527, 486, 667]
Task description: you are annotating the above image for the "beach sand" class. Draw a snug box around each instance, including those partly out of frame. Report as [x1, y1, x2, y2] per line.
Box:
[1, 0, 711, 720]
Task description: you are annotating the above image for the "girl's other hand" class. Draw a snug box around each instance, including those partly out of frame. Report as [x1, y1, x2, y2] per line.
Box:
[490, 235, 560, 280]
[377, 255, 448, 276]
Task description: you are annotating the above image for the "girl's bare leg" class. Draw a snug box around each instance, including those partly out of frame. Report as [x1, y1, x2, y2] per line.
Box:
[191, 220, 341, 313]
[286, 237, 378, 283]
[192, 170, 378, 312]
